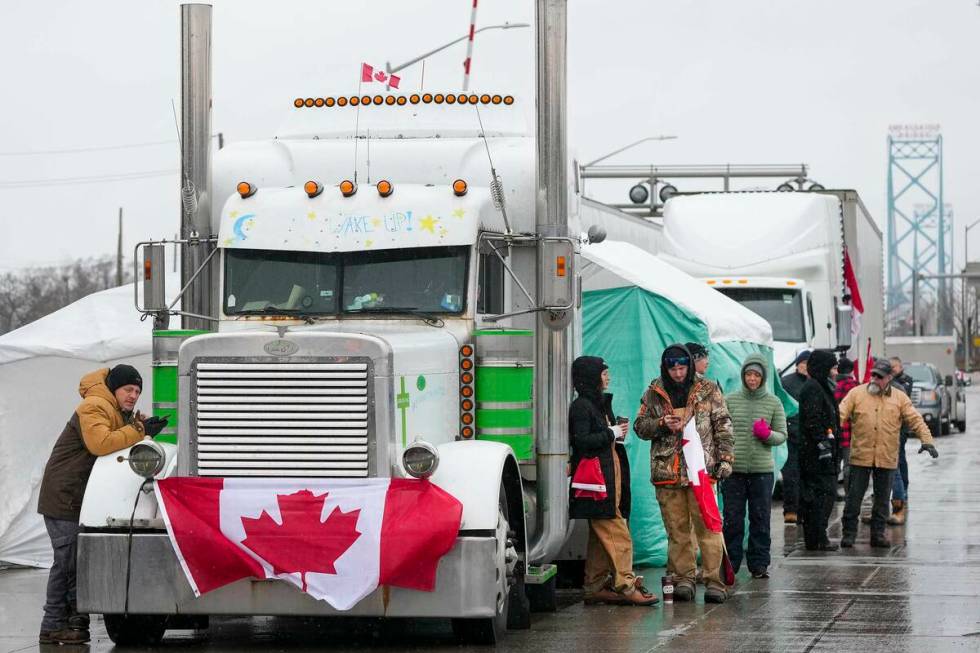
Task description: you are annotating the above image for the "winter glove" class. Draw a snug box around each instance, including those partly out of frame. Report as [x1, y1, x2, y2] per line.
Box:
[918, 443, 939, 459]
[142, 416, 169, 437]
[713, 461, 733, 480]
[752, 418, 772, 441]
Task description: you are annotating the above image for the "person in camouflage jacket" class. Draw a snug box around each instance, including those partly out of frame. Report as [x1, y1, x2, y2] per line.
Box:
[633, 344, 735, 603]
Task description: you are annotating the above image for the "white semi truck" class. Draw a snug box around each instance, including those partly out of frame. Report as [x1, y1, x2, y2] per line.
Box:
[75, 2, 590, 645]
[659, 190, 885, 371]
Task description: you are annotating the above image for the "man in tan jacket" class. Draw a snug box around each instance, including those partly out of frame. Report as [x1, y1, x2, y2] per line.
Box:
[838, 359, 938, 549]
[36, 365, 167, 645]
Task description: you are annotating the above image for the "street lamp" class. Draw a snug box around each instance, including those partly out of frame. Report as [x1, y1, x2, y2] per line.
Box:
[385, 22, 530, 84]
[580, 135, 679, 168]
[965, 218, 980, 264]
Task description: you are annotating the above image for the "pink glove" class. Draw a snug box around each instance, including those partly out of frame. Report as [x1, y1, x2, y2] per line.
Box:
[752, 418, 771, 440]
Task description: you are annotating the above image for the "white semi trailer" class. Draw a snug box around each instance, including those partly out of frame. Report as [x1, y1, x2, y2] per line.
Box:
[75, 1, 590, 645]
[659, 190, 885, 372]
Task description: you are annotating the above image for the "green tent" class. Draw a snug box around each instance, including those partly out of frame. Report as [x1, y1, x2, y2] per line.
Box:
[580, 241, 797, 566]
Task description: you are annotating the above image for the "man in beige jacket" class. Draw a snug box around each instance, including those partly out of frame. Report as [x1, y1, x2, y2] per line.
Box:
[838, 359, 938, 549]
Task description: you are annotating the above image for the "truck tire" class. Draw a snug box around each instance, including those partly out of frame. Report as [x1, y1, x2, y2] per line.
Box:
[930, 419, 941, 439]
[957, 419, 967, 433]
[104, 614, 167, 646]
[942, 418, 951, 436]
[451, 489, 514, 645]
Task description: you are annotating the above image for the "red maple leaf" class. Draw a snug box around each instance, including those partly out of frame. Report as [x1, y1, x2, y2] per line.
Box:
[240, 490, 361, 592]
[374, 70, 387, 82]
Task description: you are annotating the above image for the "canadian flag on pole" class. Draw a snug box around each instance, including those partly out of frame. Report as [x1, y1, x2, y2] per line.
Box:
[680, 420, 722, 533]
[361, 63, 400, 89]
[155, 477, 462, 611]
[843, 248, 865, 377]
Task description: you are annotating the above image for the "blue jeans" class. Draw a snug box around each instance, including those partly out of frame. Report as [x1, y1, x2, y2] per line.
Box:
[722, 472, 774, 573]
[41, 517, 81, 632]
[892, 432, 909, 501]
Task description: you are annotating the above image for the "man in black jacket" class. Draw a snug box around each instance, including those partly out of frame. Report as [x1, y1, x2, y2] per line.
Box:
[568, 356, 657, 606]
[797, 350, 841, 551]
[780, 350, 810, 523]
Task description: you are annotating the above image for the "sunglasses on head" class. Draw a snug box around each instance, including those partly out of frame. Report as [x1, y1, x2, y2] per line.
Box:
[665, 356, 690, 368]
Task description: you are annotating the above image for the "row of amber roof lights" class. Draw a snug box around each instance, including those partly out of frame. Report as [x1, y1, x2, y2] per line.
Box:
[293, 93, 515, 108]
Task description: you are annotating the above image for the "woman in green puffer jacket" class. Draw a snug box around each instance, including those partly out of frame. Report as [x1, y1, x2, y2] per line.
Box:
[722, 353, 787, 578]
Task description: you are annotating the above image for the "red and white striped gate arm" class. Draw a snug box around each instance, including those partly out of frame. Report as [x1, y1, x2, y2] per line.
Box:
[462, 0, 479, 92]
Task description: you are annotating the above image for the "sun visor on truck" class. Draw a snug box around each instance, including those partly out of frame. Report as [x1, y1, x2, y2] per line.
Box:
[218, 184, 500, 253]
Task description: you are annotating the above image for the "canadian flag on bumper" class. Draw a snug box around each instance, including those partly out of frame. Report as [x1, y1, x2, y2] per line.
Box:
[155, 477, 462, 611]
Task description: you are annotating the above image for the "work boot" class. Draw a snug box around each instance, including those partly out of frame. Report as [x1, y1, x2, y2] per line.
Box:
[704, 586, 727, 604]
[888, 499, 907, 526]
[870, 533, 891, 548]
[67, 608, 90, 631]
[673, 581, 695, 602]
[584, 587, 625, 605]
[840, 534, 855, 548]
[619, 584, 660, 607]
[749, 567, 769, 579]
[783, 512, 798, 524]
[39, 627, 90, 645]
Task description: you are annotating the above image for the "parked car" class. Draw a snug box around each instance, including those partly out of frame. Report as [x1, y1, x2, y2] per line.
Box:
[903, 362, 952, 437]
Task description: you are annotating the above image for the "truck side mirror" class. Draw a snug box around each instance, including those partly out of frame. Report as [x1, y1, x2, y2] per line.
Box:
[835, 303, 853, 351]
[945, 375, 954, 387]
[142, 243, 167, 312]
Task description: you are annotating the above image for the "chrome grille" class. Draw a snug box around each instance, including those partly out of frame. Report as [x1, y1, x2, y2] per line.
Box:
[193, 361, 370, 477]
[911, 388, 922, 404]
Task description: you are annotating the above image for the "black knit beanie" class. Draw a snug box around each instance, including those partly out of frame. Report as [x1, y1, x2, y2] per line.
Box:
[106, 364, 143, 392]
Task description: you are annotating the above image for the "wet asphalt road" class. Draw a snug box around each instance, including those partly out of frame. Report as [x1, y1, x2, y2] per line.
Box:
[3, 388, 980, 652]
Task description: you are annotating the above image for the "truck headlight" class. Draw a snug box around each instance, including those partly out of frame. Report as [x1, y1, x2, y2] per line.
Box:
[921, 390, 938, 404]
[402, 441, 439, 479]
[129, 438, 166, 478]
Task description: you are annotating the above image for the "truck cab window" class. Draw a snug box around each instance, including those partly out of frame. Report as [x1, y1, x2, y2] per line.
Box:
[224, 249, 339, 314]
[477, 251, 505, 315]
[806, 292, 816, 340]
[341, 245, 468, 314]
[717, 287, 806, 343]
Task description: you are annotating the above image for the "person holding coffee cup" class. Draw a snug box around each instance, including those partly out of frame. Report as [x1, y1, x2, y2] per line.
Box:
[568, 356, 657, 606]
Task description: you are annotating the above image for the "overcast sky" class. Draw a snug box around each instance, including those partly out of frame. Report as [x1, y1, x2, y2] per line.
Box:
[1, 0, 979, 272]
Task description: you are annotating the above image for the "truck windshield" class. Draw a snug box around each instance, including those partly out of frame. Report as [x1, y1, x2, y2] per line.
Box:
[904, 363, 936, 384]
[224, 245, 468, 316]
[716, 287, 806, 342]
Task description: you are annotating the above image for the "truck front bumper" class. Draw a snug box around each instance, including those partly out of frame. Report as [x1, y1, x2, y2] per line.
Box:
[77, 532, 497, 618]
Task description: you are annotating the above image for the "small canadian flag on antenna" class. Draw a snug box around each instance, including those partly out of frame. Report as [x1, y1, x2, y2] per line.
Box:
[361, 63, 400, 89]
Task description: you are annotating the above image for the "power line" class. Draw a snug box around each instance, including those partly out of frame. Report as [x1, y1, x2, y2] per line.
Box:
[0, 139, 177, 157]
[0, 169, 178, 190]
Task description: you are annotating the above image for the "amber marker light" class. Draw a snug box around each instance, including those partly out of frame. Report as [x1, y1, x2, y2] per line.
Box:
[410, 94, 421, 104]
[460, 344, 474, 357]
[556, 256, 567, 277]
[361, 95, 371, 105]
[461, 384, 474, 397]
[461, 426, 474, 438]
[446, 94, 457, 104]
[314, 98, 325, 107]
[491, 95, 502, 104]
[325, 97, 336, 107]
[350, 96, 360, 106]
[461, 399, 474, 411]
[237, 181, 257, 198]
[304, 98, 315, 107]
[434, 93, 445, 104]
[293, 98, 304, 108]
[461, 358, 473, 371]
[304, 181, 323, 198]
[377, 180, 393, 197]
[373, 95, 384, 105]
[503, 95, 514, 105]
[461, 371, 473, 384]
[468, 94, 478, 104]
[480, 94, 491, 104]
[339, 180, 357, 197]
[422, 93, 433, 104]
[453, 179, 468, 197]
[386, 95, 397, 105]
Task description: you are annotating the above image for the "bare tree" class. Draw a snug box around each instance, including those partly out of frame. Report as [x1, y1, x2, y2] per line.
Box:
[0, 256, 132, 336]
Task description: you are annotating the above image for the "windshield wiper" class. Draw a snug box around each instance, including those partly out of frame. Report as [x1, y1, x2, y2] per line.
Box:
[232, 307, 325, 323]
[346, 306, 444, 326]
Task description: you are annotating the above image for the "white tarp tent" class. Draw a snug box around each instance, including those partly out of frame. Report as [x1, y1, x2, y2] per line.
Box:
[0, 278, 175, 566]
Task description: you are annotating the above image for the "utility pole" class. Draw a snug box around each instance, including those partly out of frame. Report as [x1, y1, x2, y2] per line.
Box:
[116, 207, 124, 286]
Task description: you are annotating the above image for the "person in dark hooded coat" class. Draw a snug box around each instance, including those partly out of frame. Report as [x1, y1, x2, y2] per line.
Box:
[797, 349, 841, 551]
[568, 356, 657, 606]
